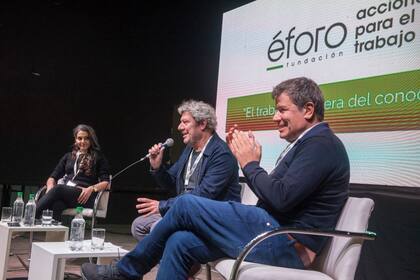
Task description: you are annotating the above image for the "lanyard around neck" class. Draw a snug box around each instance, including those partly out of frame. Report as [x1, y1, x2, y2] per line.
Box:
[72, 152, 85, 180]
[184, 136, 212, 186]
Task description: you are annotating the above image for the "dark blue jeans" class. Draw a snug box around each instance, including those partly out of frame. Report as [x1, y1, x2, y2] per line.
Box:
[117, 194, 303, 280]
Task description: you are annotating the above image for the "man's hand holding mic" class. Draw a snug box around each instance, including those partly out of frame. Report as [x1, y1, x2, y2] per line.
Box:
[146, 138, 174, 169]
[148, 143, 165, 170]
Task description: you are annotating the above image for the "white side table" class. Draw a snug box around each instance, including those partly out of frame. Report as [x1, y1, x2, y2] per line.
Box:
[28, 240, 128, 280]
[0, 222, 68, 280]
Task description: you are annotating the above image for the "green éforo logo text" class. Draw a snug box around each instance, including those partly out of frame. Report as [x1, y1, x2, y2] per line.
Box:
[267, 22, 347, 62]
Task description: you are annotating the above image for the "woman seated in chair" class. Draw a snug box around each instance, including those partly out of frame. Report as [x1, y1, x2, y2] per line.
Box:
[36, 124, 110, 222]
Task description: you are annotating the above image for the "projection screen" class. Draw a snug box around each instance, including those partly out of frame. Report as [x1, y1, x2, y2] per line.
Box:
[215, 0, 420, 187]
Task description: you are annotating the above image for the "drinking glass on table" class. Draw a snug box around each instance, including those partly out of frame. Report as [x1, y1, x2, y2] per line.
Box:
[1, 207, 12, 222]
[91, 228, 105, 250]
[42, 209, 53, 226]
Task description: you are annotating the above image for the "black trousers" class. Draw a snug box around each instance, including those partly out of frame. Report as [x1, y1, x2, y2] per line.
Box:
[35, 184, 96, 221]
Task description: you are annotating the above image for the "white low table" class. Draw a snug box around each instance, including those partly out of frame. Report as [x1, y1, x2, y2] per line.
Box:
[28, 240, 128, 280]
[0, 222, 68, 280]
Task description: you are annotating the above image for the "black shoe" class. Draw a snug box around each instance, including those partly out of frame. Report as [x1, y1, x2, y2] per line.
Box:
[81, 263, 129, 280]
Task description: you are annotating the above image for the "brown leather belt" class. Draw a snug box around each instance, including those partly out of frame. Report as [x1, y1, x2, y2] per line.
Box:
[287, 234, 315, 268]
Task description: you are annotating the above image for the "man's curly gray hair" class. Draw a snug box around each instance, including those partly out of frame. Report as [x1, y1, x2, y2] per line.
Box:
[178, 100, 217, 132]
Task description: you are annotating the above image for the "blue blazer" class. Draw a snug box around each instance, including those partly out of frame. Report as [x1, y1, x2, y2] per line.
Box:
[243, 122, 349, 254]
[153, 133, 241, 216]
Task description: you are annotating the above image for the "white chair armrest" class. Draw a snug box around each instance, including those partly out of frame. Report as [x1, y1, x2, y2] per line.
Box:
[229, 227, 376, 280]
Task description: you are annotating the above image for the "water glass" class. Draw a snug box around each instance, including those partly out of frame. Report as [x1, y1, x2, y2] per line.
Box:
[1, 207, 12, 222]
[91, 228, 105, 250]
[42, 209, 53, 226]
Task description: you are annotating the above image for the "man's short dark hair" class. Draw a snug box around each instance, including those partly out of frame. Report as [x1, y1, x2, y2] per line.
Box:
[272, 77, 324, 121]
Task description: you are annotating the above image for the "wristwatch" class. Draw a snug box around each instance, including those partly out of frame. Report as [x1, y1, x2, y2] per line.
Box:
[92, 185, 99, 192]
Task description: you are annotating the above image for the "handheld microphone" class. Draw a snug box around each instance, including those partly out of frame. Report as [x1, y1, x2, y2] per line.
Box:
[112, 138, 174, 180]
[143, 138, 174, 159]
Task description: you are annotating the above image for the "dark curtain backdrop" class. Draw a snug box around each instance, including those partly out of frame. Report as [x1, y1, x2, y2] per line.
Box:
[0, 0, 252, 189]
[352, 185, 420, 280]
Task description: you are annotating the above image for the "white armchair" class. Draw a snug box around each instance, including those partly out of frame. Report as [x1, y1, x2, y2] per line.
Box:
[209, 197, 376, 280]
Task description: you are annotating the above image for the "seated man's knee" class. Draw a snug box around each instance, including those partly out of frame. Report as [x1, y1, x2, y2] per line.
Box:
[130, 221, 137, 239]
[131, 216, 151, 241]
[131, 214, 162, 241]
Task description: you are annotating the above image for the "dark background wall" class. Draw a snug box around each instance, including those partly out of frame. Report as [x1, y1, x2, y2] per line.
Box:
[0, 0, 253, 189]
[351, 185, 420, 280]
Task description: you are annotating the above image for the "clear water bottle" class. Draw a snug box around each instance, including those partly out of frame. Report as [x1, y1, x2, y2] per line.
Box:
[23, 193, 36, 226]
[12, 192, 24, 223]
[69, 207, 85, 251]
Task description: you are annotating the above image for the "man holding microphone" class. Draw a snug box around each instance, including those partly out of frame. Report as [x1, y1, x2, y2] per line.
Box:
[131, 99, 241, 244]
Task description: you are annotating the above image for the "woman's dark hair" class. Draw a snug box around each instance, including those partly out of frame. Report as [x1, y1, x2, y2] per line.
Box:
[73, 124, 101, 151]
[71, 124, 101, 176]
